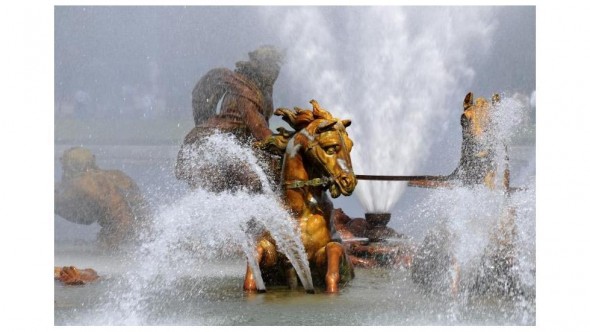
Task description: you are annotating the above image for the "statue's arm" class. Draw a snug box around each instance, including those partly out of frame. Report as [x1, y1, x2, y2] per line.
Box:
[240, 96, 273, 141]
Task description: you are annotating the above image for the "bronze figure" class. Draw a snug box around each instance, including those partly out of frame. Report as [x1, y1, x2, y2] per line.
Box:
[175, 46, 284, 192]
[54, 147, 152, 248]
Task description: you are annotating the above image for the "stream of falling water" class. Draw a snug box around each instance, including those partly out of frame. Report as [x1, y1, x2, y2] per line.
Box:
[93, 132, 314, 324]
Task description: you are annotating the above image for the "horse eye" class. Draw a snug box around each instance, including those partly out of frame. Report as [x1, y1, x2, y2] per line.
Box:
[460, 114, 469, 127]
[325, 146, 337, 155]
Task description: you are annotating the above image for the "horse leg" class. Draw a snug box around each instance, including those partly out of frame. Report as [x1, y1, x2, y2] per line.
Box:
[449, 256, 461, 297]
[286, 266, 298, 290]
[315, 242, 345, 293]
[243, 237, 278, 292]
[243, 244, 264, 292]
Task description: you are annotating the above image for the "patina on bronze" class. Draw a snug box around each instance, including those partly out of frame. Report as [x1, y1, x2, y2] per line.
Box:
[246, 100, 356, 293]
[406, 92, 523, 296]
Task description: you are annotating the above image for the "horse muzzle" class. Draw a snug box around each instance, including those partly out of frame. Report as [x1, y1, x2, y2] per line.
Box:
[332, 173, 357, 197]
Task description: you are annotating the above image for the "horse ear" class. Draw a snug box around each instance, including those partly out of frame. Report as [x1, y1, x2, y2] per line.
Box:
[491, 93, 501, 106]
[317, 119, 338, 132]
[463, 92, 474, 110]
[310, 99, 333, 120]
[341, 119, 352, 128]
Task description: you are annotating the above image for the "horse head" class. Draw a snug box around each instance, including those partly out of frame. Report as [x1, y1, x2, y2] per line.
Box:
[461, 92, 501, 143]
[456, 92, 503, 187]
[271, 100, 357, 198]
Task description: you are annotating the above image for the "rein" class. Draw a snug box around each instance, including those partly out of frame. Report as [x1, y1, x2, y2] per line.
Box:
[283, 176, 333, 189]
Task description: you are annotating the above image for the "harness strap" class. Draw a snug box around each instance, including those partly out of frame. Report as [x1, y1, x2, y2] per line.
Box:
[284, 177, 333, 189]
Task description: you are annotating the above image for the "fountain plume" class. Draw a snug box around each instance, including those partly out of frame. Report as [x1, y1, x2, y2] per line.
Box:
[262, 7, 497, 212]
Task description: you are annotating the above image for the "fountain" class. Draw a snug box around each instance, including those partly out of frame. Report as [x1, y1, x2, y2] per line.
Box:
[54, 92, 534, 326]
[347, 92, 534, 301]
[54, 7, 535, 325]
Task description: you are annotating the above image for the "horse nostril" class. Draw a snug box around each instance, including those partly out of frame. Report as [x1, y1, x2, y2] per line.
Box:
[340, 174, 354, 188]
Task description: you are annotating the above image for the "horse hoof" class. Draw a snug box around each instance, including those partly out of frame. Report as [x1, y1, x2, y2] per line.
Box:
[324, 285, 339, 293]
[306, 289, 316, 294]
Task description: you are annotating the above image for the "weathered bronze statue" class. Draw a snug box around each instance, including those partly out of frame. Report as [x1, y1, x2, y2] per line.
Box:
[175, 45, 283, 191]
[54, 147, 152, 248]
[244, 100, 357, 293]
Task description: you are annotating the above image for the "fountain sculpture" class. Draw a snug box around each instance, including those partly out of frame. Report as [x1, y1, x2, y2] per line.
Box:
[54, 147, 152, 249]
[341, 92, 528, 279]
[249, 100, 357, 293]
[175, 45, 284, 192]
[406, 92, 507, 190]
[54, 7, 535, 323]
[53, 89, 533, 324]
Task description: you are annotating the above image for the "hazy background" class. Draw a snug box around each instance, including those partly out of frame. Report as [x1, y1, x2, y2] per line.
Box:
[54, 6, 535, 240]
[55, 6, 534, 122]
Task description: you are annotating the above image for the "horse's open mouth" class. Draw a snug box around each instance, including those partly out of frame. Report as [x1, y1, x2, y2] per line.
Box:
[330, 180, 355, 198]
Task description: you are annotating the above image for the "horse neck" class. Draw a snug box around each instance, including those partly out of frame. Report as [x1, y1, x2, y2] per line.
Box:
[281, 145, 323, 216]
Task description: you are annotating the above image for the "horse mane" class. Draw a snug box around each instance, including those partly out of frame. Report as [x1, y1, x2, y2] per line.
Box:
[260, 100, 335, 155]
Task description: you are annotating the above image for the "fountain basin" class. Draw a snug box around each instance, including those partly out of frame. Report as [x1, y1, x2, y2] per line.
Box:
[364, 213, 391, 228]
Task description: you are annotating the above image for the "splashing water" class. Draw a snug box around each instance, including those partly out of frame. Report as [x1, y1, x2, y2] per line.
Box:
[94, 133, 314, 324]
[263, 7, 498, 212]
[408, 179, 535, 323]
[406, 95, 535, 322]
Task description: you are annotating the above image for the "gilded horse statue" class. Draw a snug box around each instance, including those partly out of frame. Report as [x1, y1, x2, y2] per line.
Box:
[243, 100, 357, 293]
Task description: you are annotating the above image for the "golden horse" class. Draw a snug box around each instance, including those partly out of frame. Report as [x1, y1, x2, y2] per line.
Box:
[244, 100, 357, 293]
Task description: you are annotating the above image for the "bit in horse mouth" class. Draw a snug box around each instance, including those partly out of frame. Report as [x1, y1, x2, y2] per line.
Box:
[330, 181, 353, 198]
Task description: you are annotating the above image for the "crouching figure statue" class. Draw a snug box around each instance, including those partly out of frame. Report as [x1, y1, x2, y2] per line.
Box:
[54, 147, 152, 249]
